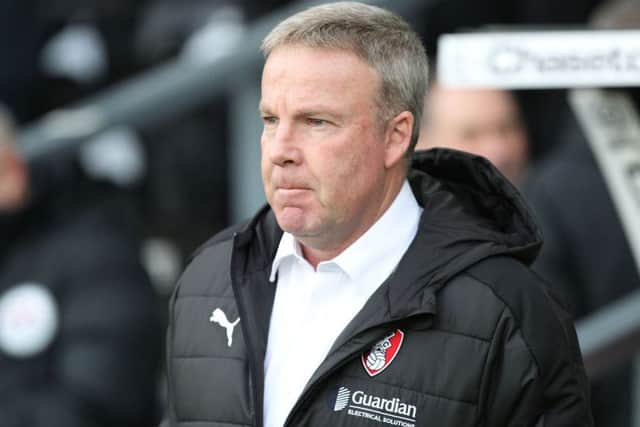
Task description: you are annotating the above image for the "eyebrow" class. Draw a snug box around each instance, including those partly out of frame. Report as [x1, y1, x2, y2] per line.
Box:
[258, 104, 342, 120]
[295, 109, 341, 120]
[258, 103, 271, 115]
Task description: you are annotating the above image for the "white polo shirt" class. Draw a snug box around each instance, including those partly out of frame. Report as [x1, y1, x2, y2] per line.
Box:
[263, 180, 422, 427]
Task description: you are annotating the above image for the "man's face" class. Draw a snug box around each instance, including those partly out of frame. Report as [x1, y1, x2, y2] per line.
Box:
[418, 85, 529, 184]
[260, 45, 392, 251]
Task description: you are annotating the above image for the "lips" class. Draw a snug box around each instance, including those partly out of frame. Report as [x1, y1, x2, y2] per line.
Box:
[275, 187, 310, 198]
[273, 179, 311, 191]
[269, 173, 312, 198]
[272, 184, 312, 202]
[277, 184, 310, 190]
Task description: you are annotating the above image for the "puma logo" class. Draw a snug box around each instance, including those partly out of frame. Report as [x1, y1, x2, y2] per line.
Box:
[209, 308, 240, 347]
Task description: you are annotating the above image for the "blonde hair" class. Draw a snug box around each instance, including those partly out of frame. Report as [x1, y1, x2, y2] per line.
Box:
[261, 1, 429, 158]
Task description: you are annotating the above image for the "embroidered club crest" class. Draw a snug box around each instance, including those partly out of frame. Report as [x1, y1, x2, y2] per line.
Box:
[361, 329, 405, 377]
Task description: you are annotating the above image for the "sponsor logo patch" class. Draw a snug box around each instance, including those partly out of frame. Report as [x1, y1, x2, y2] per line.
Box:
[330, 386, 417, 427]
[362, 330, 404, 377]
[333, 386, 351, 411]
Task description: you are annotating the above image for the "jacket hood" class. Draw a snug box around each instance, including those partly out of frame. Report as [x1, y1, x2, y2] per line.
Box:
[385, 148, 542, 306]
[411, 148, 541, 259]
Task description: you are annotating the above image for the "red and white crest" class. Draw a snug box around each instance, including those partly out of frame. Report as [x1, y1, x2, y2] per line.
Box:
[361, 329, 405, 377]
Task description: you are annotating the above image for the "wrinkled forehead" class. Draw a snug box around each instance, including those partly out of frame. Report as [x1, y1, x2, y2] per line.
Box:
[262, 43, 377, 79]
[260, 44, 382, 109]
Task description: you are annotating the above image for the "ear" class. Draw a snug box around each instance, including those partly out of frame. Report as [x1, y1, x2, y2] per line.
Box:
[383, 110, 413, 169]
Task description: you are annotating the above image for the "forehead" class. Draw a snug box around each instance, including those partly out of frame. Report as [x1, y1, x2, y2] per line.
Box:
[260, 44, 380, 108]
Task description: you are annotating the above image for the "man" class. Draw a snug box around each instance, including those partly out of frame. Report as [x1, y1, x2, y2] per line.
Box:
[163, 2, 593, 426]
[0, 106, 162, 427]
[417, 82, 530, 185]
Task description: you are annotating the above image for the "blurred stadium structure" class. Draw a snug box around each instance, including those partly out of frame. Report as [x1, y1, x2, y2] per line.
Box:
[8, 0, 640, 424]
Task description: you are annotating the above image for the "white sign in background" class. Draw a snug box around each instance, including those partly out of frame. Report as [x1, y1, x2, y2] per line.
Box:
[438, 30, 640, 89]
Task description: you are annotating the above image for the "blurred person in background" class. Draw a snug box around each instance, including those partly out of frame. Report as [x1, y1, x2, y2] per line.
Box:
[417, 80, 530, 186]
[0, 105, 162, 427]
[524, 1, 640, 426]
[409, 0, 603, 161]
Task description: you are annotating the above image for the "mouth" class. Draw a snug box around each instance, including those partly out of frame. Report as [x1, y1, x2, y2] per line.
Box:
[275, 182, 311, 191]
[275, 187, 310, 196]
[278, 185, 308, 190]
[273, 185, 312, 203]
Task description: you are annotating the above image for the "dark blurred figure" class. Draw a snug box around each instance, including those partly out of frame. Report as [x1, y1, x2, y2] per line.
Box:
[0, 0, 45, 123]
[417, 81, 530, 186]
[411, 0, 602, 57]
[0, 0, 149, 124]
[524, 2, 640, 426]
[0, 107, 162, 426]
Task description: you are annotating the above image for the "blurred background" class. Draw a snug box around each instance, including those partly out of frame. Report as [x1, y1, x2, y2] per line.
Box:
[1, 0, 639, 426]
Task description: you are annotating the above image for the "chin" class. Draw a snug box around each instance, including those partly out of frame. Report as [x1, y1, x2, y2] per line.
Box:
[279, 220, 324, 242]
[275, 213, 305, 235]
[275, 203, 310, 225]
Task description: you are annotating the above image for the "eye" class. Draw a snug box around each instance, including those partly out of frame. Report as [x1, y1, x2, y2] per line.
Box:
[307, 117, 328, 127]
[261, 116, 278, 125]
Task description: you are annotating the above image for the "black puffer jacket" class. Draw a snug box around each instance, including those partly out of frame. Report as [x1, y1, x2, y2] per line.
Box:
[163, 149, 593, 427]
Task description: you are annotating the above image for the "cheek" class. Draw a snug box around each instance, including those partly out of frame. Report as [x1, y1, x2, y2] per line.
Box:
[305, 149, 351, 207]
[318, 147, 377, 203]
[260, 158, 275, 199]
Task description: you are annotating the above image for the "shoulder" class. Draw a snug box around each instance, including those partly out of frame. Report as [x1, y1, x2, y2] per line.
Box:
[191, 222, 248, 259]
[447, 256, 581, 374]
[440, 256, 592, 424]
[175, 206, 280, 297]
[176, 223, 246, 298]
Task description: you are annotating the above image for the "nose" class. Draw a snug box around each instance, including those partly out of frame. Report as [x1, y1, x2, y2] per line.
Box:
[263, 120, 302, 167]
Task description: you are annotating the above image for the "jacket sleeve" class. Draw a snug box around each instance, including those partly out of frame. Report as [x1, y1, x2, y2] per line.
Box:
[481, 304, 593, 426]
[0, 217, 163, 427]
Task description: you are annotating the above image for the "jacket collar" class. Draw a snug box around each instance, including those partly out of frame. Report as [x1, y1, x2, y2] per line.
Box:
[238, 148, 542, 322]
